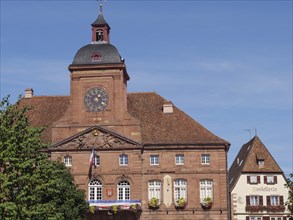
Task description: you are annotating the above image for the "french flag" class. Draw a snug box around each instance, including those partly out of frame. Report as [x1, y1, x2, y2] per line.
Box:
[89, 146, 95, 167]
[89, 146, 94, 178]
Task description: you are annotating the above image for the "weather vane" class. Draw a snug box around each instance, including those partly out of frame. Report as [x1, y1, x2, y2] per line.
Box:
[98, 0, 107, 14]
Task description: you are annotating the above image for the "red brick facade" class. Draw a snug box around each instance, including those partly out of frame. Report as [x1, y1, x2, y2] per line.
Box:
[21, 8, 230, 220]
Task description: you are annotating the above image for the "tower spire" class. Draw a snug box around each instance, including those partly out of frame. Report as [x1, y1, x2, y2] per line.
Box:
[92, 0, 110, 43]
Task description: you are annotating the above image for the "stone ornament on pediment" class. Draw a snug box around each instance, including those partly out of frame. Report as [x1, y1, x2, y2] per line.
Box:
[57, 128, 131, 150]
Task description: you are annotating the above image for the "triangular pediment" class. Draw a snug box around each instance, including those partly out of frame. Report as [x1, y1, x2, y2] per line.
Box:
[49, 126, 141, 151]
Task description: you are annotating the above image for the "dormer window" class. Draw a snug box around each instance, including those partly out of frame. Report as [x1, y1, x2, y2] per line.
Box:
[96, 29, 104, 41]
[258, 160, 265, 168]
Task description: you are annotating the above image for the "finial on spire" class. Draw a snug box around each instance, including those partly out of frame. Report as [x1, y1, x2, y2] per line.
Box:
[99, 0, 103, 14]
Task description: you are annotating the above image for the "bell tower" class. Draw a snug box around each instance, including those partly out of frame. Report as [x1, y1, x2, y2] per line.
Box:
[91, 3, 110, 43]
[51, 3, 141, 143]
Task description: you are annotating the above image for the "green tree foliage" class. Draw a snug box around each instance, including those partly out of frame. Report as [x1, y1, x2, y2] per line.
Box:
[286, 173, 293, 215]
[0, 96, 88, 219]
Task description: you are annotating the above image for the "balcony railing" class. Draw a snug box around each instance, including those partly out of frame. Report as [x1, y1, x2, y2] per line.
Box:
[88, 200, 141, 209]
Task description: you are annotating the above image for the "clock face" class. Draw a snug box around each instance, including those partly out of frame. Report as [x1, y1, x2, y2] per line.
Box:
[84, 87, 109, 112]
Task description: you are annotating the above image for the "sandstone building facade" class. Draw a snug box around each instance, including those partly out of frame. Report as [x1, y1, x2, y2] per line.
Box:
[229, 136, 290, 220]
[21, 7, 230, 220]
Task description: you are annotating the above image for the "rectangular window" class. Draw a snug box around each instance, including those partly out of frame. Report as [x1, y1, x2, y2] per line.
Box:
[64, 155, 72, 167]
[201, 154, 210, 164]
[200, 179, 213, 202]
[175, 154, 184, 165]
[119, 154, 128, 166]
[258, 160, 265, 167]
[150, 155, 159, 165]
[94, 155, 100, 166]
[249, 175, 258, 184]
[267, 176, 274, 183]
[250, 196, 259, 206]
[250, 217, 262, 220]
[174, 179, 187, 203]
[148, 180, 161, 203]
[265, 175, 278, 185]
[270, 217, 282, 220]
[270, 196, 280, 206]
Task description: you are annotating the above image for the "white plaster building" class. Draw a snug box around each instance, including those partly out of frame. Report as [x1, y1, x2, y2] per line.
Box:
[229, 136, 290, 220]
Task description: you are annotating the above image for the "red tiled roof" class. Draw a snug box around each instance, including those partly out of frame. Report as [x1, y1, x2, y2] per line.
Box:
[127, 92, 229, 145]
[229, 136, 283, 191]
[20, 93, 229, 146]
[20, 96, 70, 143]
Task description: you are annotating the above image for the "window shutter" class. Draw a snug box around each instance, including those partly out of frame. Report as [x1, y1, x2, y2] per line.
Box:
[264, 176, 267, 184]
[280, 196, 284, 205]
[274, 176, 277, 184]
[259, 196, 263, 205]
[246, 217, 249, 220]
[247, 176, 250, 184]
[257, 176, 260, 184]
[263, 217, 269, 220]
[283, 217, 287, 220]
[266, 196, 270, 206]
[246, 196, 250, 205]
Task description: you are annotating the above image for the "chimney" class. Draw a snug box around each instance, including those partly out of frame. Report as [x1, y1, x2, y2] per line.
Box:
[24, 88, 34, 99]
[163, 101, 173, 114]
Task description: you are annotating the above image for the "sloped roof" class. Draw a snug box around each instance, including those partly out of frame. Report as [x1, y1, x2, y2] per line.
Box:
[20, 96, 70, 143]
[91, 13, 110, 27]
[19, 92, 229, 146]
[127, 92, 229, 145]
[229, 136, 283, 191]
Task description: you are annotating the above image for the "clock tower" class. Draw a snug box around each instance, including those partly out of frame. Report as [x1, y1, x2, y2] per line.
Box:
[51, 5, 141, 143]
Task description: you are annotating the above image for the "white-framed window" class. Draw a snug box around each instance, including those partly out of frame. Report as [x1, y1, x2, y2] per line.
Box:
[119, 154, 128, 166]
[250, 217, 262, 220]
[250, 195, 260, 206]
[258, 160, 265, 167]
[150, 155, 159, 165]
[250, 175, 258, 184]
[201, 154, 210, 164]
[175, 154, 184, 165]
[267, 176, 274, 183]
[88, 179, 102, 200]
[270, 195, 280, 206]
[64, 155, 72, 167]
[94, 155, 100, 166]
[199, 179, 213, 202]
[148, 180, 161, 203]
[174, 179, 187, 203]
[117, 181, 130, 200]
[270, 217, 282, 220]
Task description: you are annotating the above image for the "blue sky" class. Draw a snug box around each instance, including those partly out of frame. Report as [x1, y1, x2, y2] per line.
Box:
[1, 1, 292, 175]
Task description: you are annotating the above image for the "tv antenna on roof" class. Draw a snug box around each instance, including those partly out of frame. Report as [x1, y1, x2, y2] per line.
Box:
[244, 129, 251, 139]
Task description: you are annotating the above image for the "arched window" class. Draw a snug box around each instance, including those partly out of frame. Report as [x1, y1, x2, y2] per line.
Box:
[89, 179, 102, 201]
[148, 180, 161, 203]
[199, 179, 213, 202]
[96, 29, 104, 41]
[117, 180, 130, 200]
[64, 155, 72, 167]
[174, 179, 187, 203]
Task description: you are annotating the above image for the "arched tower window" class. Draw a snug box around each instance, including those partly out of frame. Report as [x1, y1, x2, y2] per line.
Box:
[117, 180, 130, 200]
[89, 179, 102, 201]
[96, 29, 104, 41]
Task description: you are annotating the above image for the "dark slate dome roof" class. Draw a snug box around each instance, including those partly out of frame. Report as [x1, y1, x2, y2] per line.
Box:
[72, 42, 122, 65]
